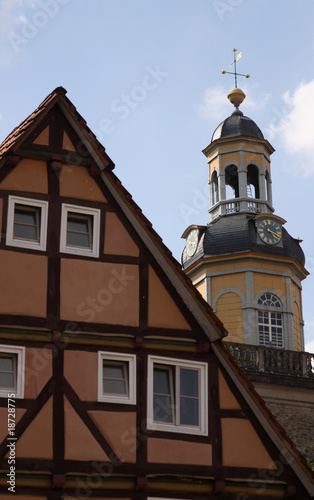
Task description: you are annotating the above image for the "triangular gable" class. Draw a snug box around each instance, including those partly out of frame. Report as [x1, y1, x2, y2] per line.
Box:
[21, 104, 90, 157]
[0, 88, 312, 496]
[0, 87, 114, 171]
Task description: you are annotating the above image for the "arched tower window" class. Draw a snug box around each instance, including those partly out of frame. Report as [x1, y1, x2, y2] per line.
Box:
[257, 293, 283, 347]
[225, 165, 239, 199]
[211, 170, 219, 205]
[247, 164, 260, 199]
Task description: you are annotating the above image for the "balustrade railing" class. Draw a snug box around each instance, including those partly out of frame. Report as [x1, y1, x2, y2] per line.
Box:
[225, 342, 314, 378]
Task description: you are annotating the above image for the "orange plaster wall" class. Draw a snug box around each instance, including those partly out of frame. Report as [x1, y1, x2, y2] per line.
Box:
[63, 131, 76, 151]
[0, 251, 47, 317]
[64, 350, 97, 401]
[64, 397, 109, 461]
[88, 411, 137, 463]
[291, 280, 302, 304]
[59, 164, 107, 202]
[218, 369, 241, 410]
[33, 126, 49, 146]
[193, 258, 294, 276]
[254, 273, 286, 300]
[104, 212, 139, 257]
[243, 151, 263, 165]
[220, 151, 240, 168]
[221, 418, 276, 469]
[14, 397, 53, 459]
[215, 141, 266, 153]
[148, 266, 191, 330]
[195, 279, 205, 299]
[60, 259, 139, 326]
[208, 157, 219, 173]
[24, 347, 53, 399]
[215, 292, 244, 343]
[147, 438, 212, 466]
[0, 159, 48, 193]
[211, 272, 246, 298]
[0, 408, 26, 443]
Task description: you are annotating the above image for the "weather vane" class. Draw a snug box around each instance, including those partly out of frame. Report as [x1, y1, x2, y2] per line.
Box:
[222, 48, 250, 88]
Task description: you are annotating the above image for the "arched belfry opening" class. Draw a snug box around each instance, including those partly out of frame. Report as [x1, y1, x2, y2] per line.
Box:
[247, 164, 260, 199]
[211, 170, 219, 205]
[225, 164, 239, 199]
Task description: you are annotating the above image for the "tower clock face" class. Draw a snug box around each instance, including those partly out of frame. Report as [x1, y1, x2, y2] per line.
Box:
[186, 229, 199, 257]
[257, 219, 282, 245]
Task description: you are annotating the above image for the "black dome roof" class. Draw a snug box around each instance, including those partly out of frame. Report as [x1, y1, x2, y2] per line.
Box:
[182, 214, 305, 269]
[212, 109, 264, 142]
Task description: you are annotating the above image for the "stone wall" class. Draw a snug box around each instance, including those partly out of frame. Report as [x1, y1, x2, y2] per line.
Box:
[266, 401, 314, 463]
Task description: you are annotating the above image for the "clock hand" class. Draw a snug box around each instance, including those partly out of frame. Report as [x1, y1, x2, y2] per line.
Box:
[267, 228, 280, 239]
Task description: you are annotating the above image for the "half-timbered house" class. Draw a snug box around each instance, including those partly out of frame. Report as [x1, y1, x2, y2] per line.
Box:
[0, 87, 313, 499]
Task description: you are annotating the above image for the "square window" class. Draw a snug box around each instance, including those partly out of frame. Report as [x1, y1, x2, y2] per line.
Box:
[6, 196, 48, 251]
[60, 204, 100, 258]
[97, 352, 136, 404]
[147, 355, 208, 436]
[0, 345, 25, 398]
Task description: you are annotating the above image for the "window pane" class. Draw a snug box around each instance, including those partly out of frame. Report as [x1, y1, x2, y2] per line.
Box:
[104, 364, 125, 380]
[67, 218, 89, 233]
[180, 396, 199, 426]
[153, 366, 174, 423]
[180, 368, 198, 397]
[14, 206, 39, 241]
[67, 231, 90, 247]
[0, 355, 16, 389]
[0, 356, 14, 371]
[153, 395, 173, 423]
[103, 379, 127, 395]
[66, 213, 92, 248]
[103, 361, 128, 396]
[15, 209, 37, 225]
[0, 372, 15, 388]
[154, 367, 171, 394]
[179, 368, 199, 426]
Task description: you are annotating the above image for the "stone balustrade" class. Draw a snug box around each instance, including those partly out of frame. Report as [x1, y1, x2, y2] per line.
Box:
[224, 342, 314, 378]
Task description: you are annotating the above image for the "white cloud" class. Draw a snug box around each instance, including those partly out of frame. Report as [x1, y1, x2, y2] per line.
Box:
[198, 85, 230, 121]
[266, 80, 314, 174]
[305, 338, 314, 353]
[243, 91, 271, 111]
[0, 0, 24, 37]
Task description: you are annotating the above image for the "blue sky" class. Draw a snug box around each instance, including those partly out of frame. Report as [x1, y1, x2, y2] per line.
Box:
[1, 0, 314, 351]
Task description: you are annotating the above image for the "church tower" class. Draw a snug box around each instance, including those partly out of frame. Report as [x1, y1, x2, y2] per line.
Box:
[182, 86, 308, 352]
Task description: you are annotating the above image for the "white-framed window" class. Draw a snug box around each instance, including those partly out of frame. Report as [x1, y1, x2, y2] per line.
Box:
[147, 355, 208, 436]
[60, 203, 100, 258]
[97, 351, 136, 404]
[258, 293, 283, 347]
[0, 345, 25, 398]
[6, 196, 48, 251]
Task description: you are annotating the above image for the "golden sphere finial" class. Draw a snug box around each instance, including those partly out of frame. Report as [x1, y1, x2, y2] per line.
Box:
[227, 88, 246, 107]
